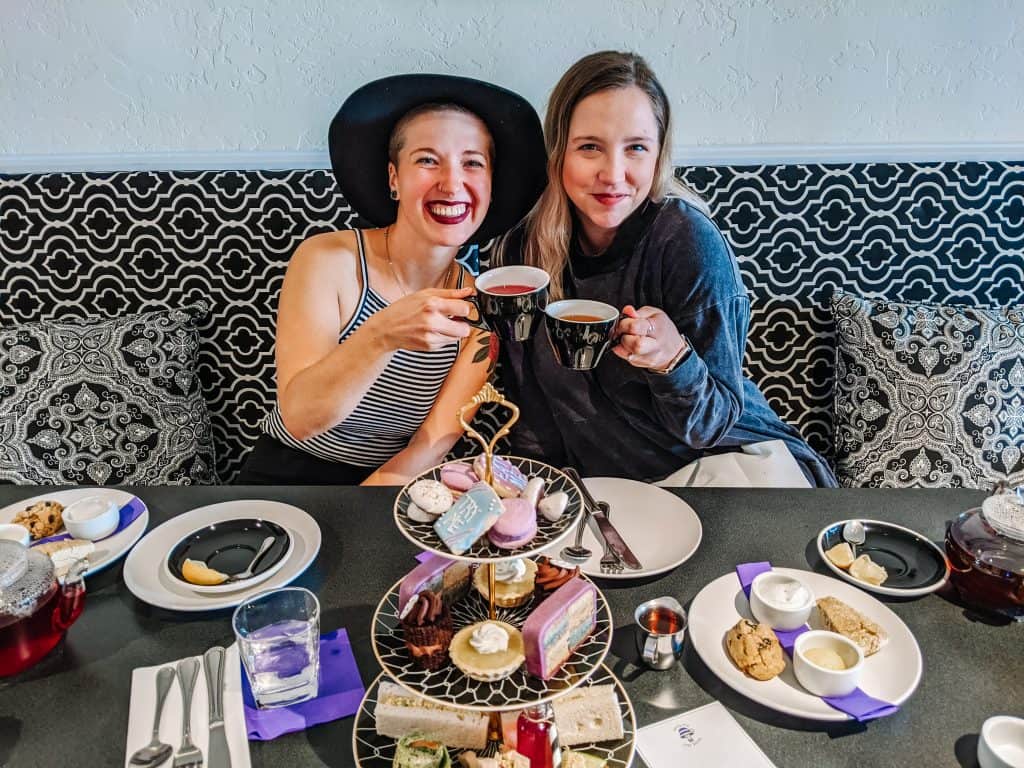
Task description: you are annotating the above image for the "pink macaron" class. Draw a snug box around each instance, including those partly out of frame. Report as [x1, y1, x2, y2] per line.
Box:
[488, 498, 538, 549]
[440, 462, 479, 492]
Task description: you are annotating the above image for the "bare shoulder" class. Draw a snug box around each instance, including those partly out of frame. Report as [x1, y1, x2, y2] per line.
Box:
[286, 230, 360, 282]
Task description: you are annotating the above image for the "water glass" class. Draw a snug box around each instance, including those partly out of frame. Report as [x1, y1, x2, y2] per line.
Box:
[232, 587, 320, 708]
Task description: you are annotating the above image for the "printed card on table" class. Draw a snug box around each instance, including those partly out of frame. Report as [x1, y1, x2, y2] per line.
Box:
[635, 701, 776, 768]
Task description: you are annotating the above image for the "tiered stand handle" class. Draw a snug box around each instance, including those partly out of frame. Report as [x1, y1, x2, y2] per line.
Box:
[457, 382, 521, 622]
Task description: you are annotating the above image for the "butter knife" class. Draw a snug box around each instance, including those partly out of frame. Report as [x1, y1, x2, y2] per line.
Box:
[203, 646, 232, 768]
[592, 501, 643, 570]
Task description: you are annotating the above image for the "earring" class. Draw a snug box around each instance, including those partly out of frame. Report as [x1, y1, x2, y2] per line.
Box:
[390, 189, 399, 201]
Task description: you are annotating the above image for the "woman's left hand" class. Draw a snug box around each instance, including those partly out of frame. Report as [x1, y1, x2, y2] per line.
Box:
[612, 305, 687, 370]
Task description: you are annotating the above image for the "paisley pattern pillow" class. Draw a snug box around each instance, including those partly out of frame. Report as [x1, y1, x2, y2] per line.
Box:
[832, 290, 1024, 488]
[0, 306, 217, 485]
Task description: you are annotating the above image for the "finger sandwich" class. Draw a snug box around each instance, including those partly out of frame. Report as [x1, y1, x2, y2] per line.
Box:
[375, 681, 489, 750]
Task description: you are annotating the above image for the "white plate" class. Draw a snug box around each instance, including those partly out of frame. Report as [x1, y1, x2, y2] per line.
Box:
[123, 500, 321, 612]
[0, 489, 149, 578]
[542, 477, 702, 579]
[688, 567, 922, 722]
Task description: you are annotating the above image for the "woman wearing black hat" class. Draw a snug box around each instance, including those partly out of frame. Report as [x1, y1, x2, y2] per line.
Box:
[238, 75, 546, 485]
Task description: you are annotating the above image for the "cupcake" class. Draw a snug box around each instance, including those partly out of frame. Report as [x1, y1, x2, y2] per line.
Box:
[449, 620, 525, 682]
[473, 558, 538, 608]
[400, 591, 453, 671]
[532, 557, 581, 604]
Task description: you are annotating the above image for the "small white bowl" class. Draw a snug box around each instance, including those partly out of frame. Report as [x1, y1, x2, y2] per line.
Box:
[749, 571, 814, 630]
[979, 715, 1024, 768]
[0, 523, 31, 547]
[793, 630, 864, 698]
[62, 496, 120, 541]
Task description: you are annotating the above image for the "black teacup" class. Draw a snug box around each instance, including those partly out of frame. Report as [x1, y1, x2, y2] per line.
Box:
[545, 299, 621, 370]
[468, 266, 550, 342]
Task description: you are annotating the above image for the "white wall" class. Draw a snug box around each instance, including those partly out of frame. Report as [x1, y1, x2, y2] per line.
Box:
[2, 0, 1022, 168]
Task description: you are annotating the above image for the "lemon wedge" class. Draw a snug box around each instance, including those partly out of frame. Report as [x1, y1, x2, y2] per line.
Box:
[824, 542, 855, 570]
[849, 553, 888, 586]
[181, 557, 229, 586]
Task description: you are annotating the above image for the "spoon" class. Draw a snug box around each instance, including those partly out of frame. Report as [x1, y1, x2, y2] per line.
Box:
[842, 519, 866, 558]
[226, 535, 276, 583]
[560, 467, 593, 563]
[129, 665, 175, 767]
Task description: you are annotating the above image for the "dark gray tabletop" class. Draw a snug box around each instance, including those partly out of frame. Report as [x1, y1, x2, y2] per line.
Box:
[0, 486, 1018, 768]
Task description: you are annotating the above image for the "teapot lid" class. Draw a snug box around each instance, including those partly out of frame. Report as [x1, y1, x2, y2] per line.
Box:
[982, 486, 1024, 543]
[0, 540, 56, 618]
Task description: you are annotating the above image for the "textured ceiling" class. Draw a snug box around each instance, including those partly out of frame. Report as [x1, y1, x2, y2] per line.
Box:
[1, 0, 1023, 154]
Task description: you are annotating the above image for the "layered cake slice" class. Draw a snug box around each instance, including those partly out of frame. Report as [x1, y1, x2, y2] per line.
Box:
[522, 576, 597, 680]
[399, 553, 472, 612]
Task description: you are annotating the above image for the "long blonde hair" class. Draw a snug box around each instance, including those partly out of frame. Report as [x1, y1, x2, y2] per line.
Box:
[507, 51, 706, 300]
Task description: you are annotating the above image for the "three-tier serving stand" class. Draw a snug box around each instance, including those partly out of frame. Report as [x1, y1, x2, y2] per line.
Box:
[352, 383, 637, 766]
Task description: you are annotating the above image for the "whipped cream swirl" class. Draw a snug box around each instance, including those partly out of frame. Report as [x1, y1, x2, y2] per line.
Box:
[469, 622, 509, 655]
[494, 558, 527, 583]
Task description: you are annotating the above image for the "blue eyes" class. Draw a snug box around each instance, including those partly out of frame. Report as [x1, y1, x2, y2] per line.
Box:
[414, 156, 486, 169]
[575, 144, 650, 154]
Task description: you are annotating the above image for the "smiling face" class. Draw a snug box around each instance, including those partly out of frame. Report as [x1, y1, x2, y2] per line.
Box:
[561, 86, 660, 254]
[388, 109, 493, 247]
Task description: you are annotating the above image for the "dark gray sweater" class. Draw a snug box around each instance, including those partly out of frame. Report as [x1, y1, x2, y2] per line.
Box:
[495, 198, 837, 487]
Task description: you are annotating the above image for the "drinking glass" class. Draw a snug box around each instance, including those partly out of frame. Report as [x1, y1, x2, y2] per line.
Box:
[232, 587, 320, 708]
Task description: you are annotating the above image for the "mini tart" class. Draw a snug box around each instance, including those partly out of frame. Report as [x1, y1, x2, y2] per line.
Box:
[449, 621, 525, 682]
[473, 559, 538, 608]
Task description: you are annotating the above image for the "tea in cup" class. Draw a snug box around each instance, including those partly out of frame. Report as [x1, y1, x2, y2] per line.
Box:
[545, 299, 621, 370]
[470, 266, 550, 342]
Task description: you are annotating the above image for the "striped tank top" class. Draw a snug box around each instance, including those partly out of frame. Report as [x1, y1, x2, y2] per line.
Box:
[263, 229, 463, 467]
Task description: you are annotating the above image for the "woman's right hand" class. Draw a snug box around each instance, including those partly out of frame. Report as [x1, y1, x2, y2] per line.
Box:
[371, 286, 478, 351]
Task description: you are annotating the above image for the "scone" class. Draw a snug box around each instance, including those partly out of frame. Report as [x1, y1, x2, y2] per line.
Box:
[816, 596, 888, 656]
[449, 621, 525, 681]
[13, 500, 65, 539]
[726, 619, 785, 681]
[473, 558, 537, 608]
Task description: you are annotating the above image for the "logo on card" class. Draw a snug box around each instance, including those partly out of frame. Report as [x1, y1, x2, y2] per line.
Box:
[676, 722, 701, 747]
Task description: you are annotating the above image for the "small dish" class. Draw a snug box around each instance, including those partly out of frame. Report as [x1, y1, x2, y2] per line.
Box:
[817, 519, 950, 597]
[166, 518, 292, 595]
[62, 495, 120, 541]
[979, 715, 1024, 768]
[793, 630, 863, 698]
[0, 523, 31, 547]
[749, 571, 813, 630]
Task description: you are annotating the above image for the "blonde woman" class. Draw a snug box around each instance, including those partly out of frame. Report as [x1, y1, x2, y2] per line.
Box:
[495, 52, 836, 487]
[239, 75, 546, 485]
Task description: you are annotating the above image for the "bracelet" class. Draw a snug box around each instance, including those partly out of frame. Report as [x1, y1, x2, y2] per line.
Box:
[648, 339, 691, 375]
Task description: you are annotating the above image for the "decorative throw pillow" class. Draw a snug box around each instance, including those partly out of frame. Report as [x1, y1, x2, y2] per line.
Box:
[0, 306, 217, 485]
[832, 290, 1024, 489]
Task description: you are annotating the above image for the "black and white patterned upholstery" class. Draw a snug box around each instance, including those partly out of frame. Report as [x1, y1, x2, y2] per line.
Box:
[832, 291, 1024, 488]
[2, 161, 1022, 482]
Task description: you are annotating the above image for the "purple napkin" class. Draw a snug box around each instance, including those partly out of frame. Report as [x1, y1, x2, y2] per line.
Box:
[415, 550, 432, 563]
[30, 496, 146, 548]
[735, 561, 899, 722]
[242, 627, 365, 741]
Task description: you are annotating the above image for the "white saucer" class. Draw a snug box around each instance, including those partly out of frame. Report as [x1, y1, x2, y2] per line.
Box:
[542, 477, 702, 579]
[688, 567, 922, 721]
[123, 499, 321, 612]
[0, 489, 149, 578]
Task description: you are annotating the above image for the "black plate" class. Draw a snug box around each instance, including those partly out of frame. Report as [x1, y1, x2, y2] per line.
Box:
[167, 518, 290, 585]
[819, 520, 949, 593]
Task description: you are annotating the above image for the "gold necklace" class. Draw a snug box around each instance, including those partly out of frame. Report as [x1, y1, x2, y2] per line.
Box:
[383, 226, 453, 296]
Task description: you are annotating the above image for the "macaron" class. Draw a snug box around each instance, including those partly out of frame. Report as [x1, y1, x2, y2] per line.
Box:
[488, 498, 538, 549]
[473, 455, 528, 499]
[440, 462, 479, 492]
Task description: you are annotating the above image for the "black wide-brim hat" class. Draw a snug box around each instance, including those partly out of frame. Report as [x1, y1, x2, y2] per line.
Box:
[329, 74, 547, 243]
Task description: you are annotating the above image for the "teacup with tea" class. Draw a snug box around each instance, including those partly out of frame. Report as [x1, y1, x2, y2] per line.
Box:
[545, 299, 621, 371]
[470, 266, 550, 342]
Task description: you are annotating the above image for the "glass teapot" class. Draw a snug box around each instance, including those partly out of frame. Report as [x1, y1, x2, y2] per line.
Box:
[0, 540, 87, 676]
[946, 485, 1024, 621]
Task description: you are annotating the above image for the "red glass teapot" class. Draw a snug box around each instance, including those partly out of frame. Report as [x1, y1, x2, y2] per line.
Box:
[0, 540, 86, 677]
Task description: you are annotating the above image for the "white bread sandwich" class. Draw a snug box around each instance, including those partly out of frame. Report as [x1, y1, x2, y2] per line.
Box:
[33, 538, 94, 580]
[375, 681, 488, 750]
[552, 684, 623, 746]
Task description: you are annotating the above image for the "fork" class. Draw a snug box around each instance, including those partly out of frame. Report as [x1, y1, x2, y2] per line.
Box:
[173, 656, 203, 768]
